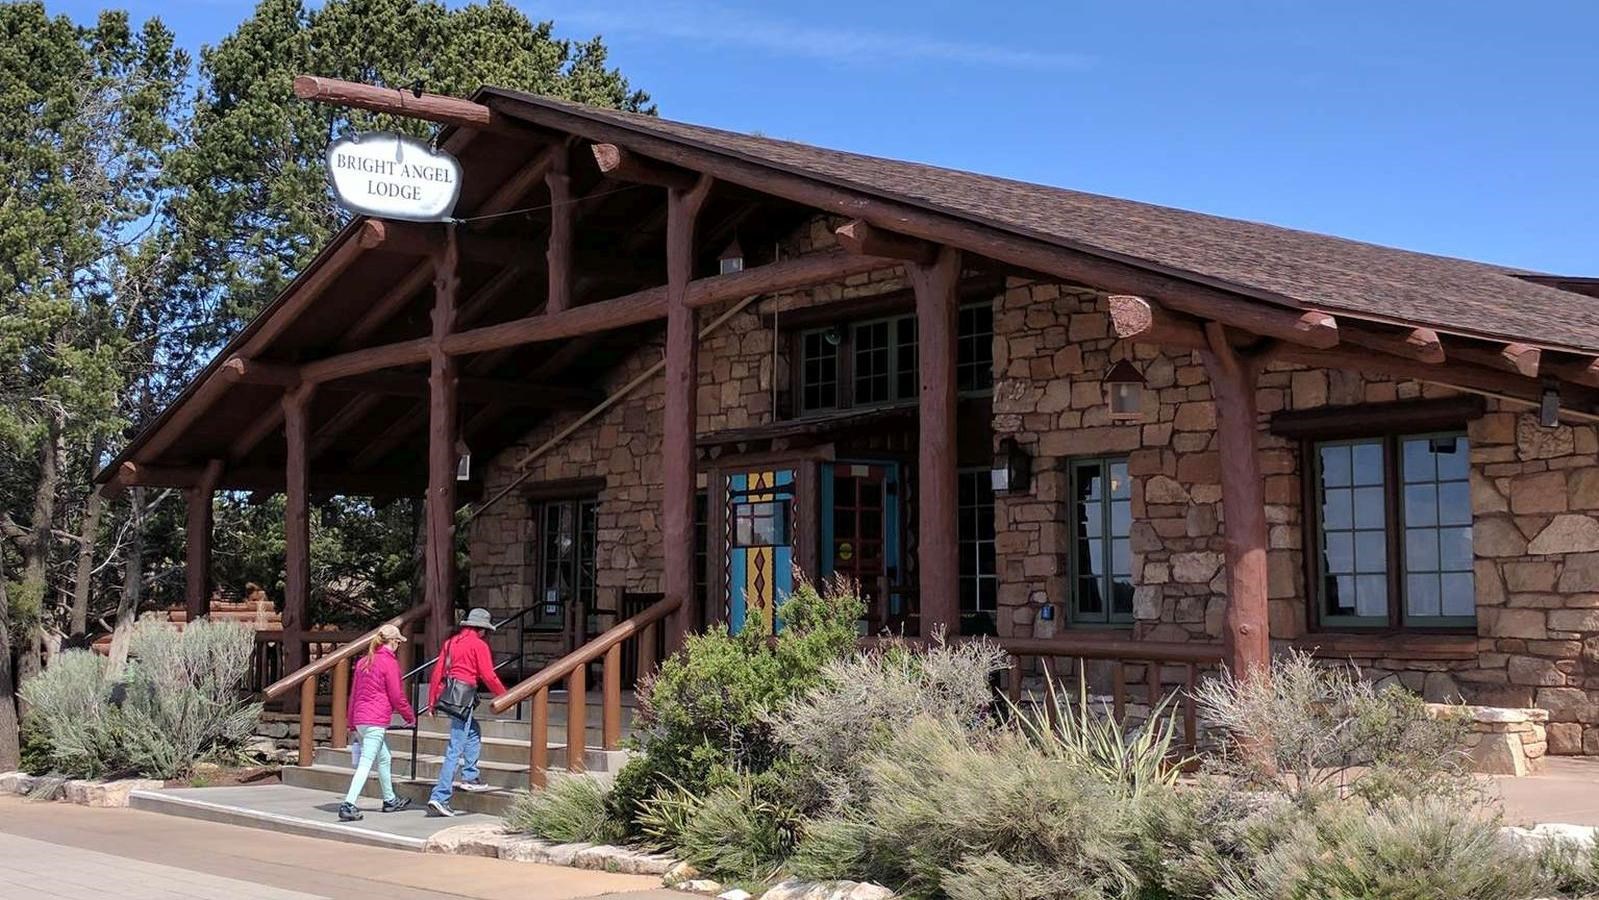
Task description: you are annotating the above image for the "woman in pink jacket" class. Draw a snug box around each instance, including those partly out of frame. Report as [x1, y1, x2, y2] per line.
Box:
[339, 623, 417, 822]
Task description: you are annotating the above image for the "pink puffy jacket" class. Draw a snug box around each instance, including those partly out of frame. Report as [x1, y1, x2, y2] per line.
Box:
[348, 645, 416, 729]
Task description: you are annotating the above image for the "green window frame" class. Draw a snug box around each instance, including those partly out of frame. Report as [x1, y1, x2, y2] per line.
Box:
[796, 302, 994, 414]
[531, 497, 598, 632]
[1310, 431, 1474, 630]
[957, 468, 998, 635]
[1069, 457, 1133, 625]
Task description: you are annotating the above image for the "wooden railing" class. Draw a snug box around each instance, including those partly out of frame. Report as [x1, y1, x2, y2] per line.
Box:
[995, 636, 1225, 750]
[261, 604, 430, 766]
[488, 594, 681, 787]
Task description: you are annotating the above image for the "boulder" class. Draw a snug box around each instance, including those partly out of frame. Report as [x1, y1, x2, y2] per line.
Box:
[61, 778, 163, 808]
[423, 822, 511, 857]
[675, 880, 725, 896]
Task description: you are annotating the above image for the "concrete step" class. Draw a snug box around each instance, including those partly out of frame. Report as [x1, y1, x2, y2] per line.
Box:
[333, 737, 628, 777]
[413, 713, 636, 747]
[281, 764, 518, 817]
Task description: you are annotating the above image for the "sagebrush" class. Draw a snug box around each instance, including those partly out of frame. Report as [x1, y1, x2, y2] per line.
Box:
[21, 620, 261, 779]
[504, 774, 626, 845]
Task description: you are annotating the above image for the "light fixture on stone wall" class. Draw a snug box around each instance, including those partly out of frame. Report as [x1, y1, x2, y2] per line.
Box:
[1103, 359, 1146, 421]
[718, 237, 745, 275]
[1540, 385, 1561, 428]
[990, 437, 1032, 494]
[455, 438, 471, 481]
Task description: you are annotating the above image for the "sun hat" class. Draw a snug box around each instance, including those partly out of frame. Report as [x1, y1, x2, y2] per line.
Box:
[460, 608, 497, 631]
[377, 623, 407, 643]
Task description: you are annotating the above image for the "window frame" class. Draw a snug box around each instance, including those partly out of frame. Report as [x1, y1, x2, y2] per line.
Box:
[529, 495, 599, 633]
[1304, 430, 1476, 633]
[1067, 456, 1135, 627]
[793, 301, 995, 417]
[956, 467, 998, 633]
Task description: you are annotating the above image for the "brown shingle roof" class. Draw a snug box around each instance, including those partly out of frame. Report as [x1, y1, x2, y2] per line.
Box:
[484, 89, 1599, 354]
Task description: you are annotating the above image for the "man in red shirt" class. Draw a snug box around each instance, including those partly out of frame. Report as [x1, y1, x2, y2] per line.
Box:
[426, 608, 507, 817]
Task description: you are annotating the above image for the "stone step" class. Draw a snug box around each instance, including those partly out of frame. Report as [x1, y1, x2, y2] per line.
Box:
[376, 731, 629, 770]
[313, 743, 629, 790]
[413, 713, 636, 746]
[281, 764, 517, 817]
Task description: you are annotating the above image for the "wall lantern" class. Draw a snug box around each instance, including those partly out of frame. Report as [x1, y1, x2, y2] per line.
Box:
[718, 237, 745, 275]
[990, 437, 1032, 494]
[455, 438, 472, 482]
[1540, 385, 1561, 428]
[1103, 359, 1147, 421]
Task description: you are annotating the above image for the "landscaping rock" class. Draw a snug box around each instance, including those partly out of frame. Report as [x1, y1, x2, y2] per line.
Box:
[499, 839, 590, 867]
[663, 861, 701, 885]
[718, 890, 753, 900]
[571, 843, 676, 875]
[675, 880, 724, 895]
[61, 778, 163, 808]
[764, 879, 896, 900]
[1502, 823, 1599, 852]
[0, 772, 35, 795]
[423, 822, 510, 857]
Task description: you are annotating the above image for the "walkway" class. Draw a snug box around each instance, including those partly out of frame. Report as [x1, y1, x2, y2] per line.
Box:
[0, 797, 691, 900]
[1495, 756, 1599, 827]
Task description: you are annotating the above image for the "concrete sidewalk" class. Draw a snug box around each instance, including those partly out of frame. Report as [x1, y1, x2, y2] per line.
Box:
[0, 796, 692, 900]
[1494, 756, 1599, 826]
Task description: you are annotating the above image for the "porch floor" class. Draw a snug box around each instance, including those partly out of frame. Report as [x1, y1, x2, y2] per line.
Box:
[1493, 756, 1599, 827]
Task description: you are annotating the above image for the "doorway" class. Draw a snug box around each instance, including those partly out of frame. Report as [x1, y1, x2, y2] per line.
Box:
[726, 468, 796, 635]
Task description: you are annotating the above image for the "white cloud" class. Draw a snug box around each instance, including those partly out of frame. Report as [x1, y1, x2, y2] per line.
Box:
[533, 1, 1093, 72]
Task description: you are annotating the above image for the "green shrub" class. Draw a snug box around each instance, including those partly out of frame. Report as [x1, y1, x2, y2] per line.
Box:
[608, 574, 862, 830]
[1222, 796, 1544, 900]
[1194, 650, 1471, 805]
[771, 636, 1005, 816]
[21, 620, 261, 779]
[504, 774, 627, 845]
[674, 775, 803, 884]
[1018, 680, 1187, 801]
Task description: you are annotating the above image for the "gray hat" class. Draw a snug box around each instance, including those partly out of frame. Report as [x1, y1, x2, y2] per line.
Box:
[460, 608, 497, 631]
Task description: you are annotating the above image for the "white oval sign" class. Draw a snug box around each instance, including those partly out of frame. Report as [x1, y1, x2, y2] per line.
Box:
[326, 132, 461, 221]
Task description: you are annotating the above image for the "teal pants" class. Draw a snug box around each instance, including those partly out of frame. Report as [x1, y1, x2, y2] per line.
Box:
[343, 725, 395, 805]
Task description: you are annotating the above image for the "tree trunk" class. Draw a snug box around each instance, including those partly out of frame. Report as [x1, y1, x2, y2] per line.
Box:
[0, 553, 20, 771]
[69, 440, 105, 638]
[107, 486, 144, 673]
[18, 412, 64, 700]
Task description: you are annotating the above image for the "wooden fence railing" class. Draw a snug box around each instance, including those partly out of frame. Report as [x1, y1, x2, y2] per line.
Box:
[488, 594, 680, 787]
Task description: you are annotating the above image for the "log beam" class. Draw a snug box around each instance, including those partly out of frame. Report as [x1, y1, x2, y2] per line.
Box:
[1341, 326, 1446, 364]
[293, 75, 527, 136]
[425, 225, 462, 655]
[183, 459, 224, 624]
[1199, 322, 1270, 680]
[282, 384, 315, 671]
[324, 372, 599, 407]
[1445, 340, 1541, 379]
[912, 246, 963, 639]
[373, 222, 528, 269]
[662, 174, 715, 652]
[1105, 293, 1336, 351]
[592, 143, 699, 191]
[1546, 356, 1599, 390]
[834, 219, 937, 265]
[225, 358, 302, 387]
[546, 143, 574, 313]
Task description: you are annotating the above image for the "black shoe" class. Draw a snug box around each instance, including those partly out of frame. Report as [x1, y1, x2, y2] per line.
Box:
[381, 797, 412, 813]
[338, 802, 363, 822]
[426, 799, 457, 818]
[458, 777, 493, 793]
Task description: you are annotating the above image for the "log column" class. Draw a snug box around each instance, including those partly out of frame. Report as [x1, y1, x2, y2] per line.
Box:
[545, 144, 573, 314]
[426, 224, 462, 655]
[662, 175, 714, 652]
[910, 247, 962, 638]
[282, 385, 315, 671]
[1199, 322, 1271, 679]
[182, 459, 224, 624]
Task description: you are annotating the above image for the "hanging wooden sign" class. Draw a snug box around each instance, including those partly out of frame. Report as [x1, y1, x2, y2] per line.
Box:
[326, 132, 461, 221]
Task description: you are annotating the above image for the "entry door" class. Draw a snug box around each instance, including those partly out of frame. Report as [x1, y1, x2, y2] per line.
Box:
[726, 469, 796, 635]
[821, 462, 901, 630]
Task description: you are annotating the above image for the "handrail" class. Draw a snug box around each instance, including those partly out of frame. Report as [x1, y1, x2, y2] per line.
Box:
[489, 594, 680, 714]
[263, 603, 430, 699]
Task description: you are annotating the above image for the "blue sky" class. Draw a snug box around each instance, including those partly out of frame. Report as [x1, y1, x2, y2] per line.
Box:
[51, 1, 1599, 273]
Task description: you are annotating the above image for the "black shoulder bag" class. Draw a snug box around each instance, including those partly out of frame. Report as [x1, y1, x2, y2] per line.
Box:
[433, 637, 478, 721]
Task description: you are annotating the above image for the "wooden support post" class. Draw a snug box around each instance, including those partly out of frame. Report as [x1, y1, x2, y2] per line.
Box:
[603, 642, 622, 750]
[566, 665, 586, 772]
[282, 385, 315, 672]
[911, 247, 962, 639]
[425, 225, 462, 656]
[662, 175, 714, 653]
[297, 676, 316, 767]
[330, 658, 350, 750]
[529, 688, 549, 787]
[545, 144, 573, 314]
[1199, 323, 1271, 680]
[183, 459, 224, 624]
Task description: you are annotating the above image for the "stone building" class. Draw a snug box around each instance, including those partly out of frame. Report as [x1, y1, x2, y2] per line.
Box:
[105, 82, 1599, 759]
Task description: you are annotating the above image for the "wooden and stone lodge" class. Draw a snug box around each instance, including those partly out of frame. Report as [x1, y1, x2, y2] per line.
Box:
[100, 77, 1599, 772]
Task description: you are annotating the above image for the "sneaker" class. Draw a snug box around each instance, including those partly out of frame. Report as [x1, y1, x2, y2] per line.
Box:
[426, 799, 457, 818]
[338, 802, 363, 822]
[458, 778, 493, 793]
[381, 797, 412, 813]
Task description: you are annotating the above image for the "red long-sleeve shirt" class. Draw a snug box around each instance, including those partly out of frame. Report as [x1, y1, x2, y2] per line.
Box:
[427, 629, 507, 709]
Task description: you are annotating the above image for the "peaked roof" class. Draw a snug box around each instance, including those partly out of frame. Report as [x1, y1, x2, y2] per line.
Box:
[484, 88, 1599, 354]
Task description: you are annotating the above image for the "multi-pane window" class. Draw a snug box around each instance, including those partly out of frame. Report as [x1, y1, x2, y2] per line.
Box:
[1070, 458, 1133, 624]
[1312, 432, 1474, 628]
[797, 303, 992, 413]
[533, 498, 598, 630]
[957, 469, 998, 634]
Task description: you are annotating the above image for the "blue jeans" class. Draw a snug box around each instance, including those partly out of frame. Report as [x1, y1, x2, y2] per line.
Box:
[344, 725, 394, 805]
[429, 714, 481, 805]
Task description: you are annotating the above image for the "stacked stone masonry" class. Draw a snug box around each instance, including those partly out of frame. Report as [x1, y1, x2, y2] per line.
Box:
[469, 217, 1599, 753]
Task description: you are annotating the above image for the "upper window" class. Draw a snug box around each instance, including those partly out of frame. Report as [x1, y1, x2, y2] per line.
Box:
[1312, 432, 1474, 629]
[797, 303, 993, 414]
[1069, 457, 1133, 625]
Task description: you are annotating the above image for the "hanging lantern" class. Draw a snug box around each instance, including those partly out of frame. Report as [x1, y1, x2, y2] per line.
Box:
[990, 437, 1032, 494]
[455, 438, 471, 481]
[1103, 359, 1146, 421]
[718, 237, 745, 275]
[1540, 385, 1561, 428]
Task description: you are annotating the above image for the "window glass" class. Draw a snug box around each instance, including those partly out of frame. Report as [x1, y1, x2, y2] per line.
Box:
[534, 498, 598, 630]
[798, 303, 993, 414]
[1400, 434, 1475, 622]
[958, 469, 997, 634]
[800, 331, 837, 412]
[853, 321, 892, 405]
[1317, 440, 1389, 623]
[1072, 458, 1132, 624]
[956, 304, 994, 393]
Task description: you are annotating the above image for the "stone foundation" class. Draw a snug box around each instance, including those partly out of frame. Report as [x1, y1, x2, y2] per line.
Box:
[1434, 704, 1550, 776]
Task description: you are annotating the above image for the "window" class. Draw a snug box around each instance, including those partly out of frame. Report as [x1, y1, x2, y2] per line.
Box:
[1070, 458, 1133, 624]
[1312, 432, 1473, 628]
[797, 303, 993, 413]
[958, 468, 998, 634]
[532, 497, 598, 631]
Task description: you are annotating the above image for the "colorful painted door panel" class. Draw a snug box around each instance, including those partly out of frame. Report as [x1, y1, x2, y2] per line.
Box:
[821, 462, 902, 631]
[726, 469, 796, 635]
